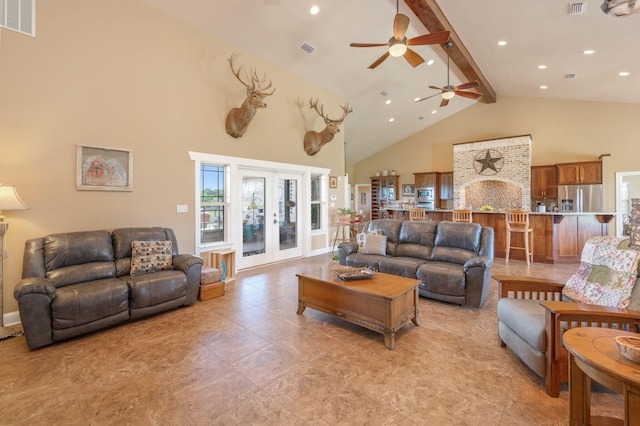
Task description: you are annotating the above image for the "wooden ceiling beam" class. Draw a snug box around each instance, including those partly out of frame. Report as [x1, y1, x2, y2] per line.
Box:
[405, 0, 497, 104]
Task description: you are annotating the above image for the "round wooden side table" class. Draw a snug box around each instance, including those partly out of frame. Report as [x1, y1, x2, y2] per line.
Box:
[563, 327, 640, 426]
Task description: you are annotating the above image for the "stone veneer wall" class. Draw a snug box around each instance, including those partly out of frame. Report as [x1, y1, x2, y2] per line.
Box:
[453, 135, 532, 210]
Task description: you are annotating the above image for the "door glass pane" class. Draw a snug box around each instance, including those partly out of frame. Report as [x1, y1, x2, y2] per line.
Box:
[279, 178, 297, 250]
[242, 177, 265, 257]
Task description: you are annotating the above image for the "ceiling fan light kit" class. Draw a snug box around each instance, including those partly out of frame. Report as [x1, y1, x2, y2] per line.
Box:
[388, 39, 407, 57]
[349, 0, 449, 69]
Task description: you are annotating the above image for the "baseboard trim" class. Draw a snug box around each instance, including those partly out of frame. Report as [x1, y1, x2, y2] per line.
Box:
[3, 311, 21, 326]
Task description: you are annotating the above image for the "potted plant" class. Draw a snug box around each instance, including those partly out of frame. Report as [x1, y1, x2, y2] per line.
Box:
[338, 207, 353, 225]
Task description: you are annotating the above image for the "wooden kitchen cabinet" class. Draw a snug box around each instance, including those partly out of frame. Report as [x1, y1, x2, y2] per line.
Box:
[414, 172, 440, 189]
[556, 161, 602, 185]
[370, 175, 398, 220]
[439, 172, 453, 201]
[531, 165, 557, 199]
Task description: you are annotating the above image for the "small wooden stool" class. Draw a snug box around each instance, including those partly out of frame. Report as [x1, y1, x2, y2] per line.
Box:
[505, 210, 534, 265]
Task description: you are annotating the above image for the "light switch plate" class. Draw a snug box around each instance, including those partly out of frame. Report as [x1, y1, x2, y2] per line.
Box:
[177, 204, 188, 213]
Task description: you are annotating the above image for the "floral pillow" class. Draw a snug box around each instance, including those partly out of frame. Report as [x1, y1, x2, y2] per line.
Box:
[562, 236, 640, 308]
[130, 240, 173, 276]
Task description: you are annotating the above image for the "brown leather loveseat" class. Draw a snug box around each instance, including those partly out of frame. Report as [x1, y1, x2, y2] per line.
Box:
[14, 227, 203, 349]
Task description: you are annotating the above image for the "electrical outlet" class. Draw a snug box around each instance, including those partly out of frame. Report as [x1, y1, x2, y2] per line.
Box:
[176, 204, 188, 213]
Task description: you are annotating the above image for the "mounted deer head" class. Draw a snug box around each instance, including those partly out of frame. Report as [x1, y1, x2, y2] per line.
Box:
[303, 98, 353, 156]
[225, 54, 275, 138]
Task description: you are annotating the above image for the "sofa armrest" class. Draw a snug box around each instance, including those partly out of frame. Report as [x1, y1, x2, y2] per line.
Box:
[338, 242, 358, 265]
[14, 277, 56, 349]
[463, 255, 493, 271]
[493, 275, 565, 300]
[172, 253, 203, 274]
[172, 254, 204, 305]
[14, 277, 56, 300]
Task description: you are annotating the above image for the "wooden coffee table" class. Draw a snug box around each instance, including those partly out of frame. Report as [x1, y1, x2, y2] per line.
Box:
[296, 267, 421, 349]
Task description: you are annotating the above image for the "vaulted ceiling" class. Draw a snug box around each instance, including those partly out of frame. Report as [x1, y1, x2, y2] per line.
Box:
[140, 0, 640, 163]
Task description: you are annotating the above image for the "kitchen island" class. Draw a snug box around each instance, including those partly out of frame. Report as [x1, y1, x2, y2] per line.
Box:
[423, 210, 616, 264]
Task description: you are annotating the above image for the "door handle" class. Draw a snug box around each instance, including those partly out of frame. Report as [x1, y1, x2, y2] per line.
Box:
[274, 219, 278, 224]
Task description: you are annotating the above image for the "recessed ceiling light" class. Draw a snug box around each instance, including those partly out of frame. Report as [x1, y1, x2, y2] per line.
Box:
[540, 85, 548, 90]
[538, 65, 547, 69]
[497, 41, 507, 46]
[385, 99, 391, 105]
[582, 49, 595, 55]
[414, 97, 421, 102]
[431, 110, 437, 114]
[389, 118, 395, 122]
[427, 59, 435, 66]
[619, 71, 630, 77]
[310, 5, 319, 15]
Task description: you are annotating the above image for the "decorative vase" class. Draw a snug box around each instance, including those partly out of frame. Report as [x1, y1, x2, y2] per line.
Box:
[220, 260, 227, 281]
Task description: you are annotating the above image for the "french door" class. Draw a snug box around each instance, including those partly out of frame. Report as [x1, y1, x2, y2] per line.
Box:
[238, 168, 302, 269]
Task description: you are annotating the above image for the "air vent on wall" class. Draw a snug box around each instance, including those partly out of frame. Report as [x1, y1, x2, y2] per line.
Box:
[569, 2, 587, 15]
[0, 0, 35, 36]
[300, 42, 316, 54]
[565, 73, 576, 79]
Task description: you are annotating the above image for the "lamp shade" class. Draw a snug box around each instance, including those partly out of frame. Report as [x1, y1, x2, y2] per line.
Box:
[0, 185, 29, 212]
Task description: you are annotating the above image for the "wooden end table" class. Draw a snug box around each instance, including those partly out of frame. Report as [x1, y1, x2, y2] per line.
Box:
[563, 327, 640, 426]
[296, 267, 420, 350]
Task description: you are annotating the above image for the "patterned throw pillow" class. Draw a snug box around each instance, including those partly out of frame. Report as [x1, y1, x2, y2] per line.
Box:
[562, 236, 640, 308]
[130, 240, 173, 276]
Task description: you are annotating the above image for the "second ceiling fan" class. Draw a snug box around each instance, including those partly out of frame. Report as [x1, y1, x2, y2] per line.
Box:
[415, 41, 482, 107]
[350, 0, 450, 69]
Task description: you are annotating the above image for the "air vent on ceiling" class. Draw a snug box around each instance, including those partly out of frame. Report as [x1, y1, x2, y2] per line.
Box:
[0, 0, 35, 36]
[380, 91, 388, 97]
[300, 42, 316, 54]
[569, 2, 587, 15]
[565, 73, 576, 79]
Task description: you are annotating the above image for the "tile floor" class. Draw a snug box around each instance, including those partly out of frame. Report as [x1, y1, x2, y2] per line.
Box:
[0, 255, 625, 425]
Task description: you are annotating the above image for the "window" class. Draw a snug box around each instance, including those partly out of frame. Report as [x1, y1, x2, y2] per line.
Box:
[200, 164, 226, 244]
[311, 174, 322, 230]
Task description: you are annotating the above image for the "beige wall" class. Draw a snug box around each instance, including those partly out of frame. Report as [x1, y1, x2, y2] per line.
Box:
[0, 0, 345, 314]
[352, 96, 640, 213]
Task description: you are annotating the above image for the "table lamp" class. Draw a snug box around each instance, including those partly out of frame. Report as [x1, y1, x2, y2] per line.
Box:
[0, 185, 29, 339]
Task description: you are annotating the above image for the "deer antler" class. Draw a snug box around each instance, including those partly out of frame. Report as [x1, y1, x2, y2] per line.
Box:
[252, 71, 275, 97]
[309, 98, 352, 124]
[228, 54, 253, 90]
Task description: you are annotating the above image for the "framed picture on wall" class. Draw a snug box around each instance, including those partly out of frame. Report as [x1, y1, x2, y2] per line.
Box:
[76, 144, 133, 191]
[402, 184, 415, 196]
[329, 176, 338, 188]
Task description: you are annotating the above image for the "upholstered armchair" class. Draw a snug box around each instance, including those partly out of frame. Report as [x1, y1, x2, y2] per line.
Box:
[496, 237, 640, 397]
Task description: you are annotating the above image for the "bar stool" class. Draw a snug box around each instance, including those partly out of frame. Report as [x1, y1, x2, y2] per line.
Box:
[505, 210, 534, 264]
[409, 208, 426, 221]
[452, 209, 472, 223]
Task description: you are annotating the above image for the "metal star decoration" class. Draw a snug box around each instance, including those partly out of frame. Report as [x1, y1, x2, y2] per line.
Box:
[473, 149, 504, 175]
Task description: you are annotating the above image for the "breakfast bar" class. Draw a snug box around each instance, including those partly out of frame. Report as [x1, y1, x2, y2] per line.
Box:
[423, 210, 616, 264]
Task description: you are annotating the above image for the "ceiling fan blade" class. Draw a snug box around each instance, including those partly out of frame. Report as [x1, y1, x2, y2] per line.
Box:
[428, 85, 444, 91]
[414, 93, 441, 103]
[393, 13, 410, 40]
[350, 43, 390, 48]
[407, 31, 451, 46]
[440, 97, 450, 107]
[455, 90, 482, 100]
[368, 51, 390, 69]
[454, 81, 479, 91]
[403, 48, 424, 68]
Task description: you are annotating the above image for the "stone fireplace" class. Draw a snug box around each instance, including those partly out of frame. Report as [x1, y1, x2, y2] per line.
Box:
[453, 135, 531, 211]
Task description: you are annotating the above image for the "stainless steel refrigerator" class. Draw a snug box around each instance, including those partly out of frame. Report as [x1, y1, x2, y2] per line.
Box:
[557, 184, 603, 213]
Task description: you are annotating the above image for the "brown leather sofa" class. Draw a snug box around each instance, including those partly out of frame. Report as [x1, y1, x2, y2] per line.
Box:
[14, 227, 203, 349]
[338, 219, 494, 308]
